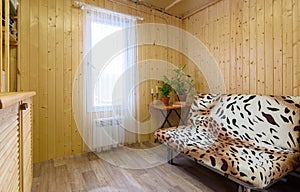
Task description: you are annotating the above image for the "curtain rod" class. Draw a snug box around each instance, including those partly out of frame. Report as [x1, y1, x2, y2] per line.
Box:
[73, 1, 144, 21]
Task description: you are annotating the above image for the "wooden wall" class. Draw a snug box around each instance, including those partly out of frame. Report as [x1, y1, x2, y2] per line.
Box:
[19, 0, 181, 162]
[183, 0, 300, 95]
[20, 0, 299, 162]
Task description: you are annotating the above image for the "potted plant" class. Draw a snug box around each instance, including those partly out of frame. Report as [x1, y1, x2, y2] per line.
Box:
[158, 76, 172, 106]
[170, 65, 194, 102]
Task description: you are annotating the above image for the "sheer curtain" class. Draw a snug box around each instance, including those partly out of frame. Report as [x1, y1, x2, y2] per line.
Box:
[81, 6, 139, 152]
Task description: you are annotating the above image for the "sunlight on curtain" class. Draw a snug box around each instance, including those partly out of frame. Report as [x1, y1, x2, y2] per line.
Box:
[82, 8, 139, 152]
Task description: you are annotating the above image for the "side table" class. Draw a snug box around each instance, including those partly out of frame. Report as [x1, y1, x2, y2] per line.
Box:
[149, 104, 190, 128]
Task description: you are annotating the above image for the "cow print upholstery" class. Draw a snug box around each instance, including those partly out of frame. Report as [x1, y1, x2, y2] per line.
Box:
[154, 94, 300, 189]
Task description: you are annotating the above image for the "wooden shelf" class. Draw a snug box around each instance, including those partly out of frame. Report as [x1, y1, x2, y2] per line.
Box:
[1, 0, 19, 92]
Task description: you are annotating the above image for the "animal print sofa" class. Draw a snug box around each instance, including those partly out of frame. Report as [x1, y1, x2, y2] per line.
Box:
[154, 94, 300, 190]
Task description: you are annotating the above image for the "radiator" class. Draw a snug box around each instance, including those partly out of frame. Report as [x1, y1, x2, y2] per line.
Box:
[92, 116, 124, 152]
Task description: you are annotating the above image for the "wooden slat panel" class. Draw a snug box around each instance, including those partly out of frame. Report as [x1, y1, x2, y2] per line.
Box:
[256, 0, 264, 94]
[0, 94, 34, 192]
[229, 0, 237, 93]
[264, 0, 274, 95]
[293, 0, 300, 95]
[20, 0, 300, 163]
[249, 0, 257, 94]
[0, 103, 19, 192]
[242, 0, 250, 93]
[20, 0, 183, 162]
[20, 0, 30, 91]
[47, 0, 56, 159]
[55, 0, 64, 159]
[235, 0, 243, 93]
[0, 148, 18, 190]
[0, 120, 18, 150]
[71, 0, 82, 155]
[0, 0, 2, 91]
[282, 0, 293, 95]
[217, 1, 224, 87]
[183, 0, 299, 96]
[63, 0, 73, 158]
[273, 0, 283, 95]
[21, 98, 33, 192]
[223, 0, 230, 93]
[4, 0, 10, 92]
[38, 0, 49, 162]
[72, 0, 84, 154]
[29, 0, 40, 163]
[9, 47, 17, 91]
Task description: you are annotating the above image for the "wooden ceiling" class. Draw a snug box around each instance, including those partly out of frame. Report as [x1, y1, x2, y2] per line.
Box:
[131, 0, 221, 19]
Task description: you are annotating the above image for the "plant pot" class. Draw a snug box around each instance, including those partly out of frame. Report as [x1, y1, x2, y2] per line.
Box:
[177, 94, 187, 102]
[160, 97, 170, 106]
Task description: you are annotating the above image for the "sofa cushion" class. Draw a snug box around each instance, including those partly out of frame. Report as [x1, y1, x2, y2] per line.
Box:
[210, 95, 300, 151]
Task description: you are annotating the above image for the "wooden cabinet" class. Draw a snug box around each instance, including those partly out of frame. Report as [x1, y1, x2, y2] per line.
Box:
[0, 92, 35, 192]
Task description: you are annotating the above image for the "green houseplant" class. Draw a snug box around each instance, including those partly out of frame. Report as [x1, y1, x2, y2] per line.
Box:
[170, 65, 194, 102]
[158, 76, 172, 106]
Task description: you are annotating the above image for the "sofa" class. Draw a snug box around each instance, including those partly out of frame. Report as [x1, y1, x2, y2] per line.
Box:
[154, 94, 300, 191]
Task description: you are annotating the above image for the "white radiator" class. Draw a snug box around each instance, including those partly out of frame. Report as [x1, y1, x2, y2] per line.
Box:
[92, 116, 124, 152]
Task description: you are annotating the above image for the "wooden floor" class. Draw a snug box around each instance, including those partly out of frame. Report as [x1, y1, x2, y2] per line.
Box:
[32, 142, 300, 192]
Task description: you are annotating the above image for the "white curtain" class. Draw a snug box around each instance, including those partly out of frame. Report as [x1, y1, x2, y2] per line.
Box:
[81, 6, 139, 152]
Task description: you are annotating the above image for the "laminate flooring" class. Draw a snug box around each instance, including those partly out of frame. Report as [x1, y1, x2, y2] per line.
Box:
[32, 142, 300, 192]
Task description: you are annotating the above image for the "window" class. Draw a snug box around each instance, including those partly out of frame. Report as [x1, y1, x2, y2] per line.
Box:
[91, 21, 126, 108]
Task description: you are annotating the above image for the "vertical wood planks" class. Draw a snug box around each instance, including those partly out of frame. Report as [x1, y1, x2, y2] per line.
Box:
[4, 0, 10, 91]
[29, 0, 39, 163]
[235, 0, 243, 93]
[256, 0, 264, 94]
[55, 0, 64, 158]
[47, 0, 56, 159]
[217, 1, 224, 85]
[282, 0, 293, 95]
[223, 0, 230, 93]
[273, 0, 283, 95]
[242, 0, 250, 93]
[183, 0, 299, 96]
[20, 0, 182, 162]
[20, 0, 30, 91]
[249, 0, 257, 93]
[264, 0, 274, 95]
[63, 0, 72, 158]
[229, 0, 237, 93]
[71, 0, 82, 155]
[293, 0, 300, 95]
[19, 0, 300, 162]
[0, 0, 2, 90]
[38, 0, 49, 161]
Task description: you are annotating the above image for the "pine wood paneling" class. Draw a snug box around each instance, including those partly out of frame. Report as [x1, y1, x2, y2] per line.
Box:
[20, 0, 299, 163]
[63, 0, 73, 159]
[249, 0, 257, 94]
[256, 0, 264, 93]
[282, 0, 293, 95]
[293, 0, 300, 95]
[183, 0, 300, 96]
[242, 0, 250, 94]
[28, 0, 40, 163]
[20, 0, 182, 162]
